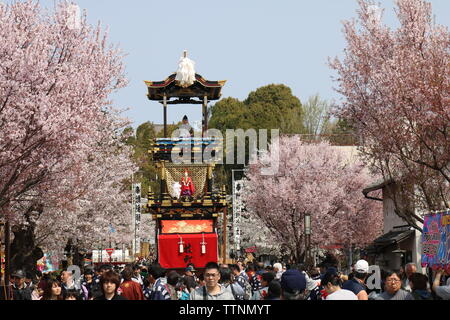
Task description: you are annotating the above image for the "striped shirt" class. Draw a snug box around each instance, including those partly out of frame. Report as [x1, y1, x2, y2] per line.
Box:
[150, 277, 171, 300]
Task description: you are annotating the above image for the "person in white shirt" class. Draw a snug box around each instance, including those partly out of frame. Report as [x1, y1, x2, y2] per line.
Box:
[273, 263, 284, 280]
[322, 271, 358, 300]
[402, 263, 417, 292]
[131, 265, 144, 286]
[177, 115, 194, 138]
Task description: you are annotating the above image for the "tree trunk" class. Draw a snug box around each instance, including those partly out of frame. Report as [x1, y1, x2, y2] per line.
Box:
[10, 225, 44, 279]
[72, 245, 85, 268]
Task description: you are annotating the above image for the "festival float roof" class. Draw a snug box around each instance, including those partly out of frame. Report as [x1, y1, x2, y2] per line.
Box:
[144, 73, 226, 103]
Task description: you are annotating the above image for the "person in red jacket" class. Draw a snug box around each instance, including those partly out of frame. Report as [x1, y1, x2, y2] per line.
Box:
[180, 170, 195, 197]
[120, 267, 145, 300]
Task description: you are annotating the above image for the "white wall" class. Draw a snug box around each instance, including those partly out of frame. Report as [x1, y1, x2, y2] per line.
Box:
[381, 185, 423, 268]
[382, 189, 408, 234]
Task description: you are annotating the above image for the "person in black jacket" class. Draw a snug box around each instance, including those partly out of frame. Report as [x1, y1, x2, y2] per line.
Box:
[94, 270, 127, 300]
[89, 265, 111, 299]
[81, 268, 95, 299]
[11, 270, 32, 300]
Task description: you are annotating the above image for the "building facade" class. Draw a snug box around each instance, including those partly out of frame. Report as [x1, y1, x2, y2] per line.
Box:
[363, 181, 423, 271]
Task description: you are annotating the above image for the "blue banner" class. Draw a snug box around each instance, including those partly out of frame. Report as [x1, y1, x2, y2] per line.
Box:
[421, 212, 450, 269]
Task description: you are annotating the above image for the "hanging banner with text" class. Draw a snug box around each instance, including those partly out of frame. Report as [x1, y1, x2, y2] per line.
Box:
[421, 212, 450, 270]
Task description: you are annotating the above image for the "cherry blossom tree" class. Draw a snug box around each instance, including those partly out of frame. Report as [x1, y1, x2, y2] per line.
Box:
[0, 0, 127, 214]
[0, 1, 134, 273]
[241, 136, 383, 263]
[330, 0, 449, 229]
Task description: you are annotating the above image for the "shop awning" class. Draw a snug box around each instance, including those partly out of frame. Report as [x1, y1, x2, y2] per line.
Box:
[366, 229, 414, 253]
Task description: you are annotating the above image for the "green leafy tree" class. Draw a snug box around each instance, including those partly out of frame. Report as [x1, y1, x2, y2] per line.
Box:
[209, 84, 306, 190]
[125, 122, 158, 199]
[125, 121, 186, 199]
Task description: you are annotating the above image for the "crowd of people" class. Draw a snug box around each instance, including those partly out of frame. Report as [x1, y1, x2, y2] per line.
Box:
[4, 259, 450, 300]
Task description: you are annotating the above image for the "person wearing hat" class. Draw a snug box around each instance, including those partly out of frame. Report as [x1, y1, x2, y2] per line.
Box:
[318, 267, 339, 300]
[342, 260, 369, 300]
[11, 270, 32, 300]
[280, 268, 307, 300]
[177, 115, 194, 138]
[184, 266, 195, 277]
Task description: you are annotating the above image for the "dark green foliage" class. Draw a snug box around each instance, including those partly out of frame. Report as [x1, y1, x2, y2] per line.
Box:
[209, 84, 306, 190]
[331, 118, 355, 135]
[124, 122, 161, 199]
[209, 84, 305, 134]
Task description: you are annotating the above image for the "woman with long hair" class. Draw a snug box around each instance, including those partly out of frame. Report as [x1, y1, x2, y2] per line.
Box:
[42, 279, 63, 300]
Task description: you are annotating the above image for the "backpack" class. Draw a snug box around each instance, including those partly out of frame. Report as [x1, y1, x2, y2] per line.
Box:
[225, 283, 244, 300]
[236, 275, 252, 300]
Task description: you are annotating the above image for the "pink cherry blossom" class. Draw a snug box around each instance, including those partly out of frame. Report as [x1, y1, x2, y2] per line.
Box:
[0, 1, 135, 259]
[329, 0, 449, 226]
[241, 136, 383, 263]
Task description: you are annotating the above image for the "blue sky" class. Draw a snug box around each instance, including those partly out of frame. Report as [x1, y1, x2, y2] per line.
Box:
[37, 0, 449, 128]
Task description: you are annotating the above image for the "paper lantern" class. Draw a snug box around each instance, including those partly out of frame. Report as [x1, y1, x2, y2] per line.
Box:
[201, 233, 207, 255]
[178, 236, 184, 253]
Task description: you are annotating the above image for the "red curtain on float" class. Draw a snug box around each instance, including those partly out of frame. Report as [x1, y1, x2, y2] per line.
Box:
[158, 233, 218, 269]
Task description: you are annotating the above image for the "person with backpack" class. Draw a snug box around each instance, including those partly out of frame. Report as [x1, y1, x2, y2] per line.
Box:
[219, 267, 245, 300]
[230, 264, 252, 300]
[190, 262, 234, 300]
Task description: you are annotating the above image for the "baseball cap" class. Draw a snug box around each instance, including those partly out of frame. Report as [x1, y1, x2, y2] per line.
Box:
[280, 269, 306, 293]
[185, 266, 196, 272]
[320, 266, 338, 281]
[354, 260, 369, 273]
